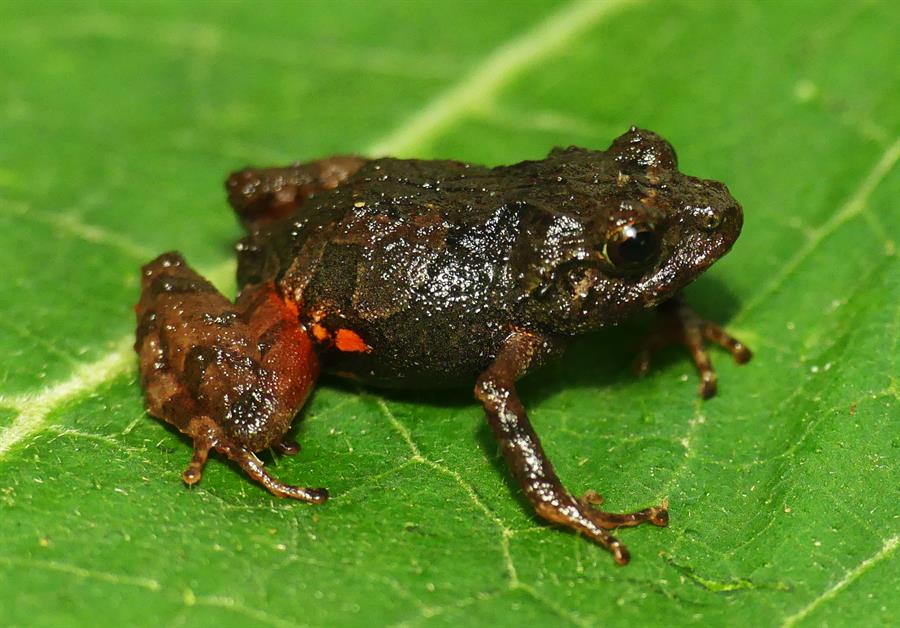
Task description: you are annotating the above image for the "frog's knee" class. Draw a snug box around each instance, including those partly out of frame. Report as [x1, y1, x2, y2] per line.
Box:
[138, 251, 216, 298]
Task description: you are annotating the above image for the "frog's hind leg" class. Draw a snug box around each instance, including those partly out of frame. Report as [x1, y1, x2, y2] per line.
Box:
[475, 331, 668, 565]
[181, 425, 215, 485]
[135, 252, 327, 503]
[226, 156, 367, 228]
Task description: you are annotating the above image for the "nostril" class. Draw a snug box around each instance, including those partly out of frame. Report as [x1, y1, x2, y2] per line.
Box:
[687, 204, 723, 232]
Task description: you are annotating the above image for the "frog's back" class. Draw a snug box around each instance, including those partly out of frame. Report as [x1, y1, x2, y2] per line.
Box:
[237, 158, 531, 387]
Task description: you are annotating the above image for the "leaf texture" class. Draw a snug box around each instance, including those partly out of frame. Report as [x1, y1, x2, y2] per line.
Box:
[1, 1, 897, 626]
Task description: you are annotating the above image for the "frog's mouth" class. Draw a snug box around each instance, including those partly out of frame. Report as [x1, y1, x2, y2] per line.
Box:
[637, 200, 743, 309]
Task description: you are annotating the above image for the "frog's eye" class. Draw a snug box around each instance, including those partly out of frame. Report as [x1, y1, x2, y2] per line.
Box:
[604, 224, 660, 271]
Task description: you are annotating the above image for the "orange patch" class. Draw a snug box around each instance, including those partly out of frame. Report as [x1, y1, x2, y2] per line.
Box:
[311, 323, 330, 343]
[281, 295, 300, 318]
[335, 328, 371, 353]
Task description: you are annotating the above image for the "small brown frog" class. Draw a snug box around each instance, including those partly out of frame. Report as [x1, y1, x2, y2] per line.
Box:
[135, 127, 750, 564]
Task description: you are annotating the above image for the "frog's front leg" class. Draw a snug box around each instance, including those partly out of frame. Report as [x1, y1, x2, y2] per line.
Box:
[226, 156, 367, 228]
[636, 294, 752, 399]
[134, 252, 327, 503]
[475, 331, 668, 565]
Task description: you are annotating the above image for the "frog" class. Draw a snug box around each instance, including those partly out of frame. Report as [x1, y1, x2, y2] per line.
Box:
[134, 127, 750, 565]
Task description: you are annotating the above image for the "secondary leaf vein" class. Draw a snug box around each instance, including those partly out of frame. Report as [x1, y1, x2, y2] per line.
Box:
[781, 535, 898, 627]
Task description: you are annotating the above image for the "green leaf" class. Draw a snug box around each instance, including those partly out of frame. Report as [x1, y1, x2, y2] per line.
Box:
[1, 1, 897, 626]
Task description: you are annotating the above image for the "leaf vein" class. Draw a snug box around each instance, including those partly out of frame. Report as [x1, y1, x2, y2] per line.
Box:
[374, 397, 520, 586]
[781, 535, 898, 627]
[0, 339, 134, 457]
[366, 0, 638, 156]
[734, 137, 900, 324]
[4, 198, 156, 261]
[0, 555, 161, 591]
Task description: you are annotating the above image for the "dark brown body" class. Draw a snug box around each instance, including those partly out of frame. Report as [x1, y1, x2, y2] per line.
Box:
[234, 137, 741, 388]
[136, 128, 751, 565]
[238, 158, 531, 388]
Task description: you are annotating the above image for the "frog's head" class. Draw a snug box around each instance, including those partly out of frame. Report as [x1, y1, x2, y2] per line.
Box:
[520, 127, 743, 333]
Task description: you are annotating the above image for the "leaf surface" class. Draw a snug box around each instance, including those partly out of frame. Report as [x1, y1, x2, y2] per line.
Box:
[1, 1, 897, 626]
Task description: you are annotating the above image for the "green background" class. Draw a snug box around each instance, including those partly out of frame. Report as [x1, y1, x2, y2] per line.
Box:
[1, 1, 897, 626]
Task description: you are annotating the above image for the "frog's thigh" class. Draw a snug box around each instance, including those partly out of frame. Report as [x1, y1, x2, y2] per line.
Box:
[135, 252, 327, 503]
[474, 331, 667, 565]
[226, 156, 367, 227]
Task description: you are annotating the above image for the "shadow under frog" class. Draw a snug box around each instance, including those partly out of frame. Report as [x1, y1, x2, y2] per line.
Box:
[134, 127, 750, 565]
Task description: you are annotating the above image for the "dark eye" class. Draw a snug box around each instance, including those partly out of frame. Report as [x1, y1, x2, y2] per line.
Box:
[605, 224, 660, 270]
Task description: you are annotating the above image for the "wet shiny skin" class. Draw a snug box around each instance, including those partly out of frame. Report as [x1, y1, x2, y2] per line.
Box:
[135, 127, 750, 564]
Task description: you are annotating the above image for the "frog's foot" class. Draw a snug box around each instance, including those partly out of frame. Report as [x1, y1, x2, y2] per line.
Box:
[537, 494, 669, 565]
[636, 295, 751, 399]
[218, 443, 328, 503]
[180, 424, 326, 502]
[226, 156, 367, 228]
[135, 252, 327, 503]
[477, 331, 665, 565]
[578, 490, 669, 528]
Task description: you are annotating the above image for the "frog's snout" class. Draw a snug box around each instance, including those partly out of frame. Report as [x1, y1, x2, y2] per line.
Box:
[729, 199, 744, 237]
[688, 179, 743, 255]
